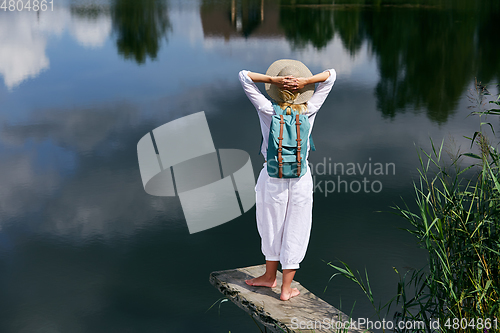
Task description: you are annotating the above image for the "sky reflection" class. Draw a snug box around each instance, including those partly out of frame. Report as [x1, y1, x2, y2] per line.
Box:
[0, 8, 112, 90]
[0, 1, 377, 92]
[1, 0, 498, 241]
[1, 2, 500, 332]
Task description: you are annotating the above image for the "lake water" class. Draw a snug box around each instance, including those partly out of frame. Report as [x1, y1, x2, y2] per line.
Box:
[1, 0, 499, 332]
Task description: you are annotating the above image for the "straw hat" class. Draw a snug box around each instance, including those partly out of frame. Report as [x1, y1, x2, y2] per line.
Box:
[265, 59, 315, 104]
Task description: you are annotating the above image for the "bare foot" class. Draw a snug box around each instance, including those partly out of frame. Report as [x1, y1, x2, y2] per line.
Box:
[245, 274, 277, 288]
[280, 287, 300, 301]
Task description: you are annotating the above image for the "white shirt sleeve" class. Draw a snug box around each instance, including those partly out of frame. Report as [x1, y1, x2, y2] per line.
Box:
[306, 69, 336, 115]
[238, 68, 336, 116]
[238, 70, 274, 115]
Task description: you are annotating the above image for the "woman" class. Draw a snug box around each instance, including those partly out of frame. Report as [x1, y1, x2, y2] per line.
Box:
[239, 59, 336, 301]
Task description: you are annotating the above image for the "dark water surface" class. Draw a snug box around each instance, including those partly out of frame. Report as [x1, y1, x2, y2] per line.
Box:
[1, 0, 499, 332]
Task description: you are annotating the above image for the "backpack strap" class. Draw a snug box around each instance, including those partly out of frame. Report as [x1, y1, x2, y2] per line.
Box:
[295, 114, 302, 176]
[261, 134, 315, 155]
[275, 102, 315, 150]
[278, 115, 284, 178]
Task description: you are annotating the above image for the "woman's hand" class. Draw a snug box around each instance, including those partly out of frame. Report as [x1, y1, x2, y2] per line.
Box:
[273, 76, 310, 91]
[291, 77, 310, 91]
[247, 72, 296, 89]
[272, 76, 298, 90]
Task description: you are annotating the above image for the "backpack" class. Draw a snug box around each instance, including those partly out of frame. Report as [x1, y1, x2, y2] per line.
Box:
[263, 102, 315, 178]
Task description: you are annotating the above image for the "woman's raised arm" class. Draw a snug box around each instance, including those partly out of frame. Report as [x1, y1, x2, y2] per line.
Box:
[292, 71, 331, 91]
[247, 71, 330, 91]
[247, 72, 297, 91]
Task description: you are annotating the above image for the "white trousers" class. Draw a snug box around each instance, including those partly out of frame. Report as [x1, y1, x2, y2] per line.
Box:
[255, 163, 313, 270]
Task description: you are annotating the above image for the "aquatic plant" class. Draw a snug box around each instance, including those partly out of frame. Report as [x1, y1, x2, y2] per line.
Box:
[328, 82, 500, 332]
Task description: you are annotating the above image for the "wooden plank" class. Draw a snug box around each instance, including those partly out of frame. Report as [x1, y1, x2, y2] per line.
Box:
[209, 264, 370, 333]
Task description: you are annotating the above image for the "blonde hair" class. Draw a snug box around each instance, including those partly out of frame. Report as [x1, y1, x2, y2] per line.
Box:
[277, 89, 307, 114]
[278, 102, 307, 115]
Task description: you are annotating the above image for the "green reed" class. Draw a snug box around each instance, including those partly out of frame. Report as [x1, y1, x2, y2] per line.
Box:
[328, 83, 500, 332]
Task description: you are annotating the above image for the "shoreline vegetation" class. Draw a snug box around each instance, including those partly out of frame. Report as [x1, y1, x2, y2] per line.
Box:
[282, 4, 439, 9]
[327, 82, 500, 332]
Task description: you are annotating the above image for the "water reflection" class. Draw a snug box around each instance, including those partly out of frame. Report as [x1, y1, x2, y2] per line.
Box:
[277, 1, 500, 122]
[199, 0, 500, 123]
[0, 0, 170, 89]
[476, 2, 500, 86]
[0, 12, 50, 89]
[70, 4, 112, 49]
[0, 7, 111, 89]
[280, 2, 335, 49]
[0, 102, 185, 238]
[3, 2, 500, 332]
[4, 0, 498, 125]
[367, 5, 479, 123]
[201, 0, 281, 40]
[71, 0, 172, 64]
[111, 0, 171, 64]
[332, 7, 364, 56]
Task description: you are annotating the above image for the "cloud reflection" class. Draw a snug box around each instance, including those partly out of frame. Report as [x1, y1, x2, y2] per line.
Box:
[70, 10, 112, 49]
[0, 7, 111, 90]
[0, 12, 50, 90]
[0, 102, 185, 239]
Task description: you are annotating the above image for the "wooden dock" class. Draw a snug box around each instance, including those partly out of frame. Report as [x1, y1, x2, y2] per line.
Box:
[209, 265, 370, 333]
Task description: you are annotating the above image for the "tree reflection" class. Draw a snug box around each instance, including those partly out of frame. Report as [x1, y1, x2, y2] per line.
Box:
[200, 0, 280, 40]
[70, 0, 500, 124]
[111, 0, 171, 64]
[366, 6, 477, 123]
[279, 2, 335, 49]
[333, 8, 365, 56]
[275, 1, 500, 124]
[278, 0, 366, 52]
[476, 1, 500, 86]
[71, 3, 108, 19]
[231, 0, 264, 38]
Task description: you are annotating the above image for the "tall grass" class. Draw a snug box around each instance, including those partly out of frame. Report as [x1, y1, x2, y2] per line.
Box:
[328, 83, 500, 332]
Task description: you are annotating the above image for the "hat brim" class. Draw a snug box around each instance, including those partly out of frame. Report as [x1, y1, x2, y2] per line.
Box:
[265, 59, 315, 104]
